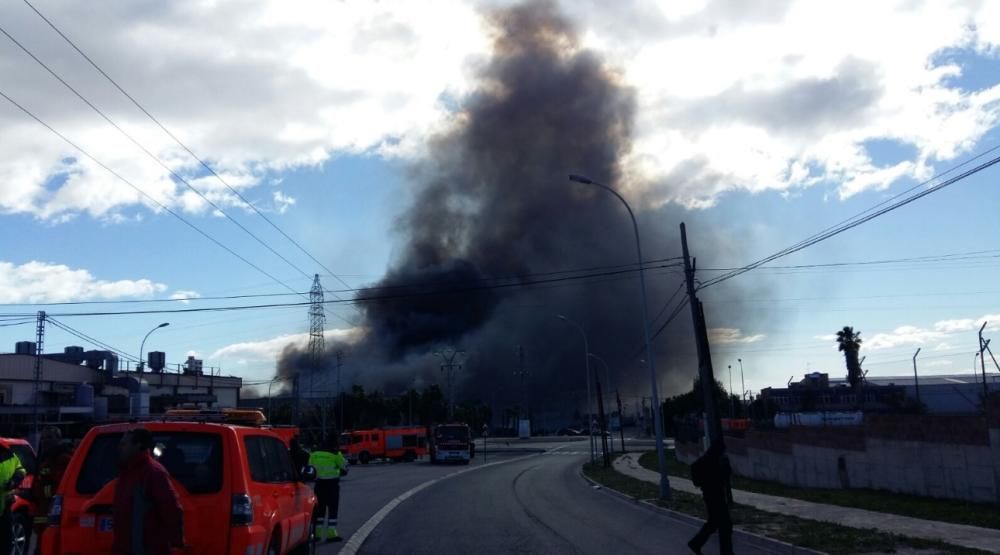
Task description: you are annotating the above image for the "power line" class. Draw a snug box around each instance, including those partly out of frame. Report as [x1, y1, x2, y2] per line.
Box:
[0, 263, 686, 319]
[21, 0, 355, 292]
[699, 150, 1000, 290]
[46, 316, 139, 362]
[0, 259, 683, 307]
[0, 87, 305, 300]
[0, 23, 320, 292]
[699, 249, 1000, 273]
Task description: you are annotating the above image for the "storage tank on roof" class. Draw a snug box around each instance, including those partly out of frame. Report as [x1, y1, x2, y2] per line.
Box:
[64, 346, 85, 365]
[15, 341, 36, 355]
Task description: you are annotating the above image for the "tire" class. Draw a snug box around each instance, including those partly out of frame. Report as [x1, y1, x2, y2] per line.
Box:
[359, 451, 371, 465]
[11, 512, 30, 555]
[403, 450, 416, 462]
[267, 531, 281, 555]
[290, 522, 316, 555]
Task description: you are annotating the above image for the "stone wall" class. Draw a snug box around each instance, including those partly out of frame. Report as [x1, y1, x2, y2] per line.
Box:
[676, 412, 1000, 503]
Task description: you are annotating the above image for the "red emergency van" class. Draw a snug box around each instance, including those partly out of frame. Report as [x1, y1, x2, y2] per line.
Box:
[42, 410, 317, 555]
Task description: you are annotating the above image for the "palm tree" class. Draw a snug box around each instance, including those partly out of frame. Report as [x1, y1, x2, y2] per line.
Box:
[836, 326, 863, 389]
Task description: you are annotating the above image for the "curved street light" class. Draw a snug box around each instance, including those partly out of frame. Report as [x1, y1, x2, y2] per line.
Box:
[568, 173, 671, 499]
[557, 314, 596, 465]
[138, 322, 170, 373]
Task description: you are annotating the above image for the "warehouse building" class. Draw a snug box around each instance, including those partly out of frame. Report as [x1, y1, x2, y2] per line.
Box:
[0, 342, 242, 432]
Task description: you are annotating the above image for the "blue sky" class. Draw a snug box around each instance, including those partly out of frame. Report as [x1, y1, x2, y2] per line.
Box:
[1, 1, 1000, 396]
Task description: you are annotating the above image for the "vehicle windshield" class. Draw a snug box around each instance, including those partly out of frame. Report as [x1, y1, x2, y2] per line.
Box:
[340, 433, 353, 445]
[435, 427, 469, 442]
[76, 431, 223, 495]
[10, 444, 36, 475]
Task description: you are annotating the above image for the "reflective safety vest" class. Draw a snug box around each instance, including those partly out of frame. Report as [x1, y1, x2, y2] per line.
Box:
[0, 450, 25, 512]
[308, 450, 347, 480]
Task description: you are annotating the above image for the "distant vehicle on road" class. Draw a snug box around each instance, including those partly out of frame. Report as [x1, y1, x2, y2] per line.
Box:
[556, 428, 583, 436]
[341, 426, 428, 464]
[430, 423, 474, 464]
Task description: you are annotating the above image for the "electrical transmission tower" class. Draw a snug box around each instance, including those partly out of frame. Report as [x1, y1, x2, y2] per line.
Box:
[309, 274, 326, 367]
[436, 347, 465, 420]
[295, 274, 326, 425]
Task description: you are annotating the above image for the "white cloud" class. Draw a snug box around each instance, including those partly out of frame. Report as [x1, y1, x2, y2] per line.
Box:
[210, 328, 361, 365]
[933, 342, 955, 352]
[0, 260, 166, 302]
[1, 1, 999, 219]
[709, 327, 766, 344]
[866, 325, 946, 350]
[933, 314, 1000, 334]
[272, 191, 296, 214]
[169, 290, 201, 304]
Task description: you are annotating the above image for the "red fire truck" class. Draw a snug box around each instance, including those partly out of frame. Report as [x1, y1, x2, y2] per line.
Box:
[340, 426, 428, 464]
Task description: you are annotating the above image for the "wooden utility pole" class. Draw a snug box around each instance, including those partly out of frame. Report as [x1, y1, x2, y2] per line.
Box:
[596, 376, 611, 468]
[980, 322, 989, 404]
[616, 390, 625, 455]
[680, 223, 723, 446]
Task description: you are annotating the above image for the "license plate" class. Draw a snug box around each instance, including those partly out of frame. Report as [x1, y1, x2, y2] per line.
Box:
[98, 517, 113, 532]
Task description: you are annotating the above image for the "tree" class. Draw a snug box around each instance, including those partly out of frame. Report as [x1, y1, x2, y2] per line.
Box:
[836, 326, 864, 389]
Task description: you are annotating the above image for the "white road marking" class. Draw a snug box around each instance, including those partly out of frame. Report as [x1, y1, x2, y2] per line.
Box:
[340, 446, 570, 554]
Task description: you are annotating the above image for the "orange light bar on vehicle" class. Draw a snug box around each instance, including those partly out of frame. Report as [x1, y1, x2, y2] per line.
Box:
[163, 408, 267, 426]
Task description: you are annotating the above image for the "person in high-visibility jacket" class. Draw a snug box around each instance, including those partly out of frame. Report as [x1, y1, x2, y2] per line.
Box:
[0, 443, 26, 554]
[308, 435, 348, 542]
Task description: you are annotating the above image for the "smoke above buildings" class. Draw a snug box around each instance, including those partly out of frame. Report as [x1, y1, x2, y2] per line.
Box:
[278, 1, 744, 412]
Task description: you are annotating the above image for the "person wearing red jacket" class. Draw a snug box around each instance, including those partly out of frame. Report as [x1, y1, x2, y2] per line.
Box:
[112, 428, 184, 555]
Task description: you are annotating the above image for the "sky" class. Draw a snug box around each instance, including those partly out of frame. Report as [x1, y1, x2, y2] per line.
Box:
[1, 0, 1000, 397]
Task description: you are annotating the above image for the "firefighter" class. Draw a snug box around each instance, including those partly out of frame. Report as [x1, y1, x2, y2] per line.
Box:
[32, 427, 73, 554]
[0, 442, 26, 554]
[307, 435, 348, 543]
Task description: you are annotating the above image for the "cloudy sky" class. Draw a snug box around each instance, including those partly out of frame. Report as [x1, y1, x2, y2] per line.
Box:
[1, 0, 999, 395]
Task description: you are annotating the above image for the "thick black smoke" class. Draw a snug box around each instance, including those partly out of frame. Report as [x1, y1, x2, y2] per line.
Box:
[279, 1, 743, 418]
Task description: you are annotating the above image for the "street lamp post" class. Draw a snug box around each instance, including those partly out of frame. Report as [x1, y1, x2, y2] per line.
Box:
[568, 173, 671, 499]
[138, 322, 170, 374]
[558, 315, 596, 465]
[588, 353, 614, 454]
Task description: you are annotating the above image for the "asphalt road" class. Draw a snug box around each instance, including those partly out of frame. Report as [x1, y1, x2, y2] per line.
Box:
[355, 444, 746, 555]
[316, 445, 545, 554]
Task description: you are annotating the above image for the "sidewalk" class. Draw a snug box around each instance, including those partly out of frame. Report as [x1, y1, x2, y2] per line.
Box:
[615, 453, 1000, 553]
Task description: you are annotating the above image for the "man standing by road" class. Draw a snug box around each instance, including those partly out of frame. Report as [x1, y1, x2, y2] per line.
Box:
[0, 443, 26, 554]
[112, 428, 184, 555]
[308, 435, 348, 543]
[688, 442, 734, 555]
[31, 426, 73, 554]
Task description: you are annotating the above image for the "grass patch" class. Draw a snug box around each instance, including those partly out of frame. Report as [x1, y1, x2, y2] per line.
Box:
[583, 462, 987, 555]
[638, 451, 1000, 531]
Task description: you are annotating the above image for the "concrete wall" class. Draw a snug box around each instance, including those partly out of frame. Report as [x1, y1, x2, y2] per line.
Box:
[677, 411, 1000, 503]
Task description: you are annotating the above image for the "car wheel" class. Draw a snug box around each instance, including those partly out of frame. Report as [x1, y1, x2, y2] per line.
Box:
[10, 512, 30, 555]
[359, 451, 371, 465]
[403, 450, 416, 462]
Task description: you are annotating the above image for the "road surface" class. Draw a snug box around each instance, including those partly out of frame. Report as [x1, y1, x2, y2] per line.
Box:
[351, 444, 743, 554]
[316, 443, 548, 553]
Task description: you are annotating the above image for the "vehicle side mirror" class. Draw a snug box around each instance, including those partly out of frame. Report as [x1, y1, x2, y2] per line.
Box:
[300, 465, 317, 482]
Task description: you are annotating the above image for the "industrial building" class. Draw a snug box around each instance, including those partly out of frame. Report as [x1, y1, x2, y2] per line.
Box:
[761, 371, 1000, 415]
[0, 342, 242, 433]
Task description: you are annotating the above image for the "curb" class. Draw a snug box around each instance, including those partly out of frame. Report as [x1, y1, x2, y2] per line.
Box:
[579, 470, 825, 555]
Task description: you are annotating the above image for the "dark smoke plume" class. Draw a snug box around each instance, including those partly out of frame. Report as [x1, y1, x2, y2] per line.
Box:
[279, 1, 742, 416]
